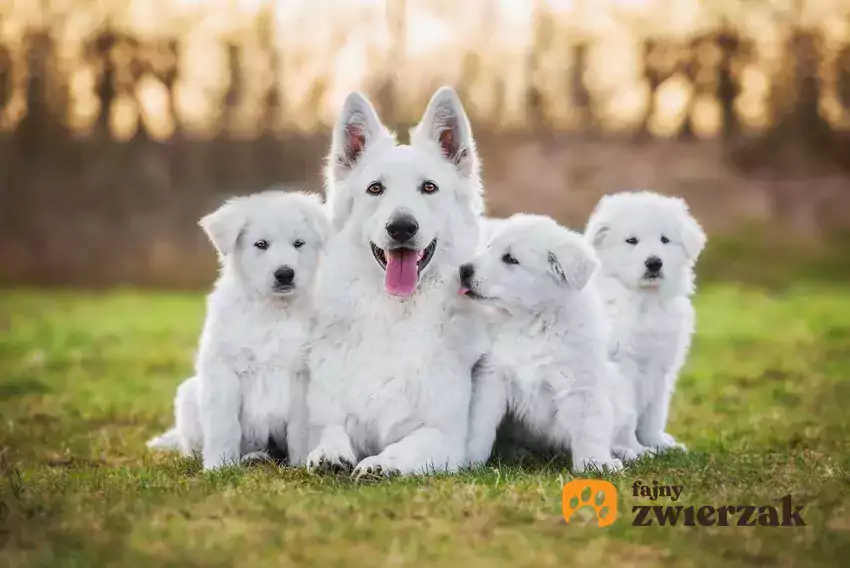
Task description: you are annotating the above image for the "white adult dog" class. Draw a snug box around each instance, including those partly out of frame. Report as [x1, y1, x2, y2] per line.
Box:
[147, 190, 330, 470]
[461, 214, 623, 473]
[304, 87, 488, 477]
[585, 190, 706, 453]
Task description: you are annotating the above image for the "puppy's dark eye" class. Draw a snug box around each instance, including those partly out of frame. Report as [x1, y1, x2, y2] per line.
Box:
[254, 240, 269, 250]
[502, 253, 519, 265]
[660, 235, 670, 244]
[293, 239, 305, 249]
[366, 182, 384, 195]
[625, 237, 639, 245]
[421, 180, 438, 194]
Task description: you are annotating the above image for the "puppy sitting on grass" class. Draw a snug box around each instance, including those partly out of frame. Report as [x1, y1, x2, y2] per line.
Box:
[461, 214, 622, 474]
[147, 190, 330, 470]
[585, 191, 706, 454]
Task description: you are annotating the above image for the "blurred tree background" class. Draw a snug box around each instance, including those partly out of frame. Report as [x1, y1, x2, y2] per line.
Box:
[1, 0, 849, 287]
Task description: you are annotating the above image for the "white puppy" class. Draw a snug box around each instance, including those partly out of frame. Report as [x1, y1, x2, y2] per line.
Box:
[147, 190, 330, 470]
[585, 191, 706, 453]
[304, 87, 488, 477]
[462, 214, 623, 473]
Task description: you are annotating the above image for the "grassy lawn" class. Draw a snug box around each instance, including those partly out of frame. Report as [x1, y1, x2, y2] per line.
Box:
[1, 280, 850, 567]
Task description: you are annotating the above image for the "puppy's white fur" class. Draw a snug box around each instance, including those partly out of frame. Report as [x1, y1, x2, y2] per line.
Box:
[463, 214, 623, 473]
[585, 191, 706, 453]
[305, 87, 488, 477]
[147, 191, 330, 470]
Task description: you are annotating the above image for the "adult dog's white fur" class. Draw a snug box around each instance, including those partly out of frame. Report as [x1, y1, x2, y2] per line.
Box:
[585, 191, 706, 453]
[462, 214, 623, 473]
[146, 190, 330, 470]
[304, 87, 488, 477]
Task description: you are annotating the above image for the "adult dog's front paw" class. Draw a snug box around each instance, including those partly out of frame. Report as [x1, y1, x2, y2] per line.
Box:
[352, 456, 400, 480]
[305, 444, 356, 474]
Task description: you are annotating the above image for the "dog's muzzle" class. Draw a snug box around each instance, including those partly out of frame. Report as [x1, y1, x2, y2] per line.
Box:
[371, 238, 438, 297]
[642, 255, 664, 281]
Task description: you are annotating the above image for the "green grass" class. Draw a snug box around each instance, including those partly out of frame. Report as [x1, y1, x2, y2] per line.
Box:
[2, 284, 850, 567]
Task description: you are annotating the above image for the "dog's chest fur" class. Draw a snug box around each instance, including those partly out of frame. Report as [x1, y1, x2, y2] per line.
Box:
[238, 314, 308, 428]
[205, 287, 311, 440]
[490, 301, 605, 439]
[605, 292, 691, 409]
[311, 271, 485, 452]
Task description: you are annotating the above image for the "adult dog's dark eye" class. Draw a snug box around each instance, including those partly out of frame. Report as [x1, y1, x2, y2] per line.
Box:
[502, 253, 519, 265]
[421, 180, 438, 194]
[254, 240, 269, 250]
[660, 235, 670, 244]
[366, 182, 384, 195]
[625, 237, 638, 245]
[293, 239, 305, 249]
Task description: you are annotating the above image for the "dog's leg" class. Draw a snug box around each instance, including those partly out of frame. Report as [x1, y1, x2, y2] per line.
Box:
[352, 427, 465, 478]
[305, 425, 357, 474]
[636, 383, 684, 453]
[175, 376, 204, 457]
[555, 387, 623, 474]
[466, 364, 507, 467]
[198, 371, 242, 471]
[284, 369, 310, 465]
[611, 411, 650, 463]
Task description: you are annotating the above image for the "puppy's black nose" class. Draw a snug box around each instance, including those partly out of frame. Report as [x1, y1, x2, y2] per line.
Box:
[274, 266, 295, 285]
[459, 263, 475, 286]
[386, 214, 419, 243]
[645, 256, 663, 273]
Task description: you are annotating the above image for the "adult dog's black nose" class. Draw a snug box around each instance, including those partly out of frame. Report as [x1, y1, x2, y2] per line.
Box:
[459, 263, 475, 286]
[645, 256, 663, 273]
[274, 266, 295, 285]
[386, 214, 419, 243]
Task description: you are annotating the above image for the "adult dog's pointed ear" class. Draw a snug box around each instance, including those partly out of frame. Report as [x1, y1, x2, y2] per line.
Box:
[671, 197, 706, 261]
[547, 234, 600, 290]
[411, 86, 479, 178]
[329, 92, 387, 181]
[199, 198, 245, 257]
[326, 92, 390, 230]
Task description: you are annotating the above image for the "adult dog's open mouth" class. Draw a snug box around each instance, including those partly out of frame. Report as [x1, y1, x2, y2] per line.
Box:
[371, 238, 437, 297]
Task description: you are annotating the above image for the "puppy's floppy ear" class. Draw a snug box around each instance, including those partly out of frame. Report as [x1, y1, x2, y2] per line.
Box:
[326, 92, 390, 231]
[671, 197, 706, 260]
[588, 224, 609, 249]
[411, 86, 479, 179]
[297, 193, 333, 248]
[547, 234, 600, 290]
[584, 194, 613, 249]
[199, 198, 245, 257]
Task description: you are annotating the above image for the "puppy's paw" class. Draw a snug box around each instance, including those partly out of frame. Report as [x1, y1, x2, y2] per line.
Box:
[612, 445, 639, 463]
[352, 456, 400, 481]
[641, 432, 686, 455]
[305, 446, 356, 474]
[574, 456, 624, 474]
[662, 432, 687, 452]
[240, 450, 274, 466]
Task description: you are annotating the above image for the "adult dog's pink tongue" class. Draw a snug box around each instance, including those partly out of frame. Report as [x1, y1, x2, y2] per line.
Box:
[385, 249, 419, 297]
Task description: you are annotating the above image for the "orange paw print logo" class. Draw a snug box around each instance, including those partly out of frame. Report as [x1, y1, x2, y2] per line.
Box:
[562, 479, 618, 527]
